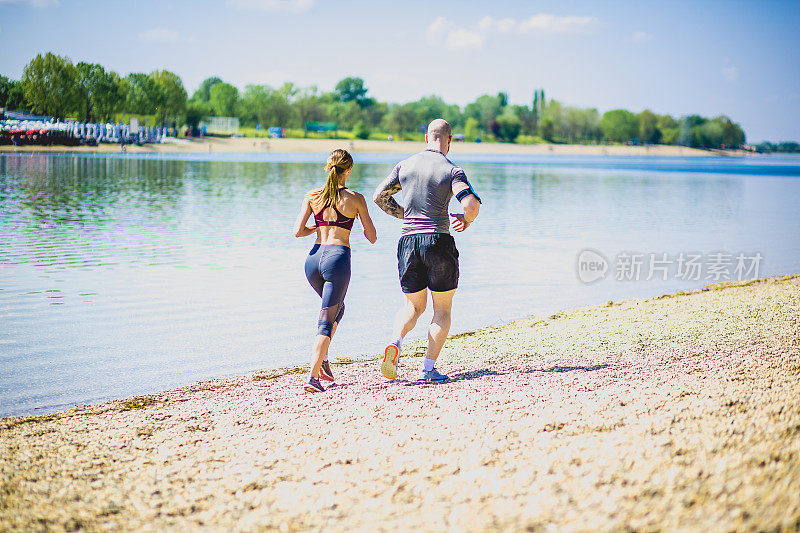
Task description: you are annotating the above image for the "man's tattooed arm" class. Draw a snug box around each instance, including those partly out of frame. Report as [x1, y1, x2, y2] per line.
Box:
[372, 172, 404, 219]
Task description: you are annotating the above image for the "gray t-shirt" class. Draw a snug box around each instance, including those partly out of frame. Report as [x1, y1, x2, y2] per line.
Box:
[385, 150, 474, 235]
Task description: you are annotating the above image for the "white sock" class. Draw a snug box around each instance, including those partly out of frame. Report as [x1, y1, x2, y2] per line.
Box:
[423, 357, 436, 372]
[323, 353, 329, 362]
[393, 337, 403, 350]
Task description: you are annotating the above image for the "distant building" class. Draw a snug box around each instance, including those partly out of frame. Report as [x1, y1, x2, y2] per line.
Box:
[200, 116, 239, 136]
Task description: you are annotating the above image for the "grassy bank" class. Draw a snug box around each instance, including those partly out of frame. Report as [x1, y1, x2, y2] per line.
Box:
[0, 136, 718, 156]
[1, 275, 798, 530]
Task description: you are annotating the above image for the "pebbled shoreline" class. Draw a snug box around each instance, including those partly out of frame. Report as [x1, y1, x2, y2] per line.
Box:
[2, 275, 799, 531]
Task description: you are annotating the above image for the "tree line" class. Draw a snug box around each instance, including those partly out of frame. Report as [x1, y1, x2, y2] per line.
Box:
[0, 52, 751, 149]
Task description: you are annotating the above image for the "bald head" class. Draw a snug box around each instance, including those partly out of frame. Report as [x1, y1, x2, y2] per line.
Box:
[427, 119, 451, 140]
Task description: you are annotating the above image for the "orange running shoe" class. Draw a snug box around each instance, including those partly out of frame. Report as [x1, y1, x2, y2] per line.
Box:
[381, 343, 399, 380]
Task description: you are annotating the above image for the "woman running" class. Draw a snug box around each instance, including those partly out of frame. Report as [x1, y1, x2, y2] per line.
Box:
[293, 149, 377, 392]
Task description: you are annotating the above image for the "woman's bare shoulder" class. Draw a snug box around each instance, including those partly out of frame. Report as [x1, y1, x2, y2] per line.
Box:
[342, 188, 366, 202]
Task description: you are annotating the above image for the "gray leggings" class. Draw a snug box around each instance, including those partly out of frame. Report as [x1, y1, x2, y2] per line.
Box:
[304, 244, 351, 337]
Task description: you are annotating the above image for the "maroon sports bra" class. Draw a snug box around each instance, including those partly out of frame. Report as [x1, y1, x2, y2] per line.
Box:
[314, 204, 355, 231]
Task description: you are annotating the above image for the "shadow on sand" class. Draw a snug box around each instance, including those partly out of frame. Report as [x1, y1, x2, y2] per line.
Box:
[525, 364, 610, 373]
[380, 364, 610, 387]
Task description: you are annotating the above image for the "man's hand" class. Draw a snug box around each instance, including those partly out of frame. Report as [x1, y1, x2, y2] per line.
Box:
[450, 213, 470, 232]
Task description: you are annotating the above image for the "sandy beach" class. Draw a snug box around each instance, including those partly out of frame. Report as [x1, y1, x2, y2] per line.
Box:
[1, 274, 798, 531]
[0, 136, 719, 156]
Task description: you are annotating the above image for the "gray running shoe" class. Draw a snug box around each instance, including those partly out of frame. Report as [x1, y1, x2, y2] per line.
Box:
[418, 368, 449, 383]
[319, 361, 334, 382]
[304, 377, 325, 393]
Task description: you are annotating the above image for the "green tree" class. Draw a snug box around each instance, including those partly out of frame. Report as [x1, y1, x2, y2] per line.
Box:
[186, 100, 211, 128]
[464, 117, 479, 141]
[150, 70, 187, 124]
[539, 117, 555, 142]
[531, 88, 545, 129]
[497, 92, 509, 107]
[0, 76, 26, 110]
[540, 100, 564, 140]
[21, 52, 78, 118]
[385, 103, 417, 135]
[510, 104, 537, 136]
[718, 116, 745, 146]
[637, 109, 661, 144]
[74, 62, 124, 121]
[191, 77, 222, 103]
[496, 113, 521, 142]
[656, 114, 679, 144]
[293, 86, 327, 129]
[600, 109, 638, 142]
[563, 106, 600, 142]
[363, 101, 388, 130]
[241, 83, 296, 127]
[209, 82, 238, 116]
[334, 77, 373, 108]
[124, 73, 163, 115]
[354, 121, 370, 139]
[238, 85, 268, 125]
[691, 120, 724, 148]
[679, 115, 706, 146]
[464, 94, 504, 132]
[408, 95, 463, 130]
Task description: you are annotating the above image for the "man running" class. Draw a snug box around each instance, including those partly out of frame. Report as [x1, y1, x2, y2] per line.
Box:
[373, 118, 482, 382]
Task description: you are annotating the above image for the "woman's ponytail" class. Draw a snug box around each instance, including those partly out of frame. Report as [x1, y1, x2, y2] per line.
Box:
[310, 149, 353, 212]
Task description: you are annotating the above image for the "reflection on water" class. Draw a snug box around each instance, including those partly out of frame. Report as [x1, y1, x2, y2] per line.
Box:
[1, 153, 799, 417]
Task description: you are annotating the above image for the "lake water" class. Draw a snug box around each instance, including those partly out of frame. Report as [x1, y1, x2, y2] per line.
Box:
[1, 152, 799, 417]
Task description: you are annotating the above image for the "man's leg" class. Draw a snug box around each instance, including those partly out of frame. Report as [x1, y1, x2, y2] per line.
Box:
[392, 289, 427, 341]
[425, 289, 455, 364]
[382, 290, 426, 380]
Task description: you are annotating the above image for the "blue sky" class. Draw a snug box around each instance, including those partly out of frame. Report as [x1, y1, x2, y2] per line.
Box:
[1, 0, 798, 142]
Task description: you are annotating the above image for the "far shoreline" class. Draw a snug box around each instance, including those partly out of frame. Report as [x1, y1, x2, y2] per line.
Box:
[0, 136, 736, 157]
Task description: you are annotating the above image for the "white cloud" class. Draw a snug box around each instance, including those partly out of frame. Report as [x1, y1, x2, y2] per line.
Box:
[427, 17, 484, 51]
[227, 0, 314, 13]
[517, 14, 598, 34]
[446, 28, 484, 50]
[478, 16, 516, 34]
[721, 66, 739, 84]
[426, 13, 598, 51]
[426, 16, 453, 46]
[632, 31, 653, 43]
[0, 0, 59, 6]
[138, 28, 179, 44]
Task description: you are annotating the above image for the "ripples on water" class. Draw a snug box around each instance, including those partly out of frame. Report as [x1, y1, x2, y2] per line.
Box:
[1, 153, 799, 416]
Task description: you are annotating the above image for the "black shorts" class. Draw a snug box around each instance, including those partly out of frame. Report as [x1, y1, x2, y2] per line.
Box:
[397, 233, 459, 293]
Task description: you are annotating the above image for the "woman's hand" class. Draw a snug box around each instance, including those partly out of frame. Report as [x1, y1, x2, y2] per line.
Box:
[295, 223, 318, 237]
[293, 195, 315, 237]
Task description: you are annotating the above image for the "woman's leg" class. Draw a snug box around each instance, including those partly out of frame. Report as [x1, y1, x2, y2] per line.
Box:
[311, 281, 345, 378]
[305, 246, 326, 379]
[311, 248, 351, 378]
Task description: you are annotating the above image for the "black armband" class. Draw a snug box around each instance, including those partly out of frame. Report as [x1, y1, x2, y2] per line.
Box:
[456, 186, 482, 204]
